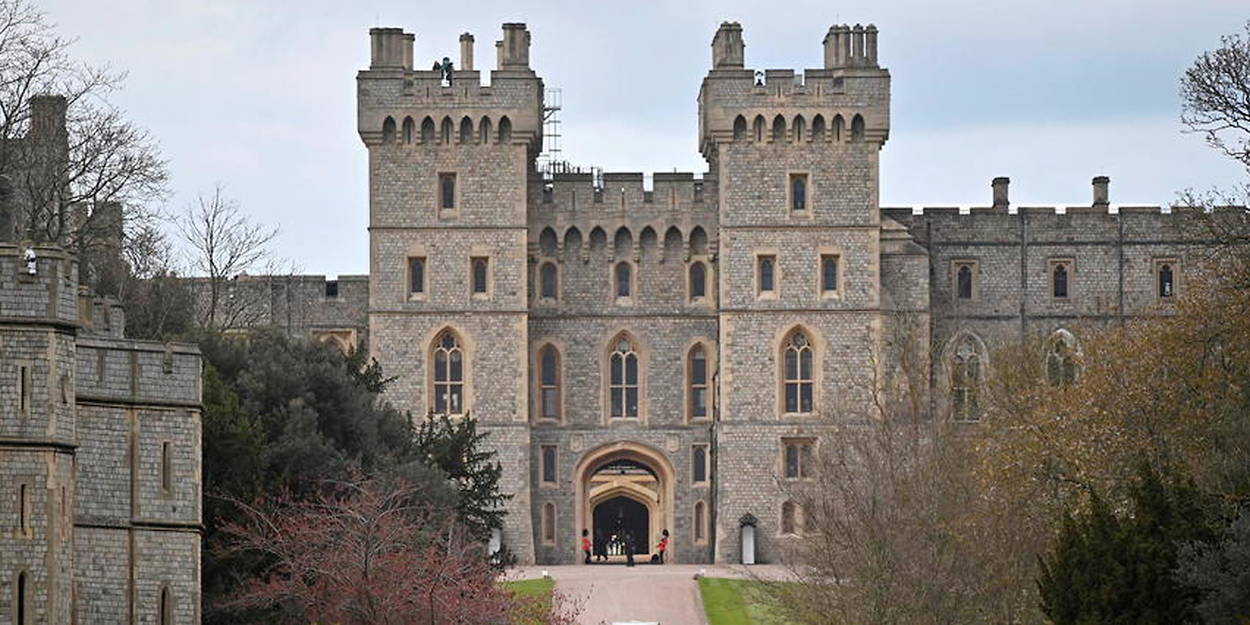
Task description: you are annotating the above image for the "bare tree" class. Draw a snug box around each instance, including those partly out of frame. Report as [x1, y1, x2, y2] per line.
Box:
[0, 0, 167, 267]
[176, 184, 278, 328]
[1181, 21, 1250, 171]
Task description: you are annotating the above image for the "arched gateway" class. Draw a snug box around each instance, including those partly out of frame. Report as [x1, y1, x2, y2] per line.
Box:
[574, 441, 675, 562]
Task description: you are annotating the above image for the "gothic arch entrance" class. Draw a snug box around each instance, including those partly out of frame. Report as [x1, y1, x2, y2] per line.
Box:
[574, 441, 675, 562]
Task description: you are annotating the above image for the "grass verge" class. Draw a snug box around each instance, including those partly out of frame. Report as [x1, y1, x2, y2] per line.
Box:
[699, 577, 781, 625]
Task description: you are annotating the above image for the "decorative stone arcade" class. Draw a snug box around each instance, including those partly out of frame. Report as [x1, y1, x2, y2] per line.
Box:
[574, 441, 675, 562]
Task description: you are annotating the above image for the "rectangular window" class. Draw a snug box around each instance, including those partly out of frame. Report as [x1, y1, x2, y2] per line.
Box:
[541, 445, 557, 484]
[438, 173, 456, 212]
[324, 280, 338, 298]
[161, 442, 173, 493]
[19, 365, 30, 416]
[471, 257, 489, 295]
[757, 255, 776, 295]
[953, 261, 977, 301]
[782, 438, 815, 479]
[820, 254, 839, 293]
[789, 173, 809, 212]
[692, 445, 708, 483]
[408, 257, 426, 295]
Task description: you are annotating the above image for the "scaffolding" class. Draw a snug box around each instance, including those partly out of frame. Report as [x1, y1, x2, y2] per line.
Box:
[538, 88, 563, 178]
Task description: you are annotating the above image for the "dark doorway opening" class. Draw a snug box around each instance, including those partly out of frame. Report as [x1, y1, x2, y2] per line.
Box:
[594, 496, 650, 555]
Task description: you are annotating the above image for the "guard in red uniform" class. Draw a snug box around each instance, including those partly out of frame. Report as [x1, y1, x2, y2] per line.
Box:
[656, 529, 670, 564]
[581, 528, 592, 564]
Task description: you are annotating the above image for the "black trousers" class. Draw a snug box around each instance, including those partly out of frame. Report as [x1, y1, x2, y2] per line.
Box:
[584, 549, 591, 564]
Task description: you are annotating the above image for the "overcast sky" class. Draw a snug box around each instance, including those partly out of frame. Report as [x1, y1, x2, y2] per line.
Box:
[40, 0, 1249, 276]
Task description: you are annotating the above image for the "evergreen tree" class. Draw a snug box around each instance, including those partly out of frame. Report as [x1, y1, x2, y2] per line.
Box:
[1037, 463, 1216, 625]
[413, 412, 510, 541]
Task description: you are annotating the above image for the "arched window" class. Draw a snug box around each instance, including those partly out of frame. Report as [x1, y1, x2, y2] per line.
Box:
[821, 255, 838, 293]
[471, 257, 489, 294]
[688, 344, 709, 419]
[782, 330, 814, 414]
[833, 115, 845, 142]
[753, 115, 765, 142]
[459, 116, 473, 143]
[1158, 263, 1174, 298]
[1045, 330, 1080, 387]
[440, 117, 454, 144]
[793, 115, 805, 142]
[431, 330, 465, 415]
[161, 441, 172, 493]
[381, 117, 396, 144]
[542, 502, 556, 543]
[498, 116, 512, 143]
[692, 446, 708, 483]
[16, 571, 28, 625]
[951, 339, 981, 421]
[694, 501, 707, 543]
[956, 264, 974, 300]
[758, 256, 776, 294]
[733, 115, 747, 140]
[1052, 263, 1069, 299]
[479, 116, 492, 144]
[781, 500, 800, 535]
[539, 262, 558, 300]
[772, 114, 786, 141]
[615, 262, 632, 298]
[539, 344, 561, 419]
[689, 262, 706, 301]
[609, 336, 640, 418]
[421, 117, 436, 143]
[159, 586, 173, 625]
[790, 174, 807, 211]
[402, 117, 414, 144]
[851, 114, 865, 142]
[812, 115, 826, 141]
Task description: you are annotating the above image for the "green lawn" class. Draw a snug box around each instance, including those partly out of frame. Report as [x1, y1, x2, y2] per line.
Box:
[502, 576, 555, 599]
[699, 577, 782, 625]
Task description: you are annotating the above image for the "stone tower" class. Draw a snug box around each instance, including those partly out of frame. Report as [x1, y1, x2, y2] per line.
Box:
[698, 22, 904, 562]
[358, 24, 542, 562]
[1, 245, 79, 623]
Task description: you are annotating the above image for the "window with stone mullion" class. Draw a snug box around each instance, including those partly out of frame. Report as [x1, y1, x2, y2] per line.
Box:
[433, 333, 464, 415]
[609, 346, 639, 418]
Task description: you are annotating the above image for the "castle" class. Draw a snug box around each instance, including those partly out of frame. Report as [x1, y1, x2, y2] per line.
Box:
[1, 99, 203, 623]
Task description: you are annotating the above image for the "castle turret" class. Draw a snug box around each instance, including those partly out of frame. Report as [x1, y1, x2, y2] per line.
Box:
[698, 23, 906, 564]
[358, 22, 541, 563]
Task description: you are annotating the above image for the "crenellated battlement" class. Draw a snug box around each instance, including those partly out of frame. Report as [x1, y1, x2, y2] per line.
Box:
[0, 243, 79, 325]
[699, 22, 890, 160]
[358, 23, 543, 150]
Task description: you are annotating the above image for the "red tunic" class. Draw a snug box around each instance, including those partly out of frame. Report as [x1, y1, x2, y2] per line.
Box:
[581, 537, 592, 552]
[657, 538, 669, 552]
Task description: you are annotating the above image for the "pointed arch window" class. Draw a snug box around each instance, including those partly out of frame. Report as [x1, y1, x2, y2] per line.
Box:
[688, 261, 707, 301]
[820, 254, 839, 294]
[757, 256, 776, 294]
[159, 586, 173, 625]
[955, 262, 975, 300]
[1045, 330, 1080, 387]
[1156, 260, 1177, 299]
[688, 344, 709, 419]
[432, 330, 465, 415]
[539, 344, 561, 419]
[609, 336, 640, 418]
[789, 174, 808, 212]
[1051, 260, 1071, 299]
[692, 445, 709, 483]
[951, 340, 982, 422]
[539, 262, 558, 300]
[382, 117, 396, 144]
[782, 331, 815, 414]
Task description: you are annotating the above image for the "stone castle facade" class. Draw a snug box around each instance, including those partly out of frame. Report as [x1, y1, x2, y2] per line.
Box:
[348, 22, 1198, 565]
[1, 99, 202, 623]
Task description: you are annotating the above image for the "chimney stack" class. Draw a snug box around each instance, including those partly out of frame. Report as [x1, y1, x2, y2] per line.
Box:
[992, 177, 1010, 209]
[822, 26, 840, 69]
[369, 27, 414, 70]
[497, 23, 531, 70]
[865, 25, 878, 66]
[851, 24, 865, 65]
[1092, 176, 1110, 208]
[711, 22, 745, 69]
[460, 32, 475, 71]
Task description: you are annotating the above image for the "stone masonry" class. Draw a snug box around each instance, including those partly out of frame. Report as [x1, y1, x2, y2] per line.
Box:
[198, 21, 1209, 567]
